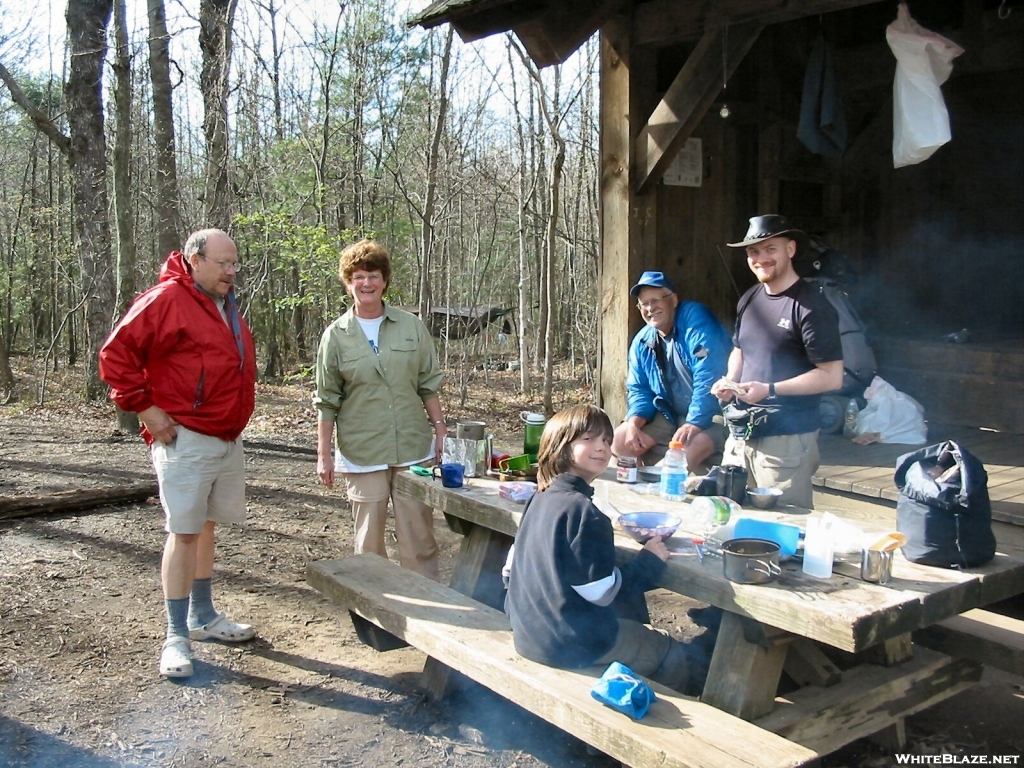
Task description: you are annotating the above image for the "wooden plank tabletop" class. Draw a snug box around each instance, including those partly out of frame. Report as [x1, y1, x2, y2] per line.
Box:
[395, 469, 1024, 654]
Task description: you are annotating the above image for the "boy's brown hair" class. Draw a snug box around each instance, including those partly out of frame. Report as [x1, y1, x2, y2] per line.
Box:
[536, 405, 613, 491]
[338, 239, 392, 286]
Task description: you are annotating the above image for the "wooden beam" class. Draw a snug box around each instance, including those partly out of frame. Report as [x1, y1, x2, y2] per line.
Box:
[598, 16, 631, 420]
[915, 608, 1024, 677]
[756, 647, 981, 756]
[511, 0, 627, 67]
[703, 612, 793, 720]
[634, 0, 883, 47]
[635, 21, 762, 193]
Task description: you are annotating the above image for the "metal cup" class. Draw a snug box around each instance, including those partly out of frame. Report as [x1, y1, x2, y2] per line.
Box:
[860, 548, 894, 584]
[456, 420, 486, 440]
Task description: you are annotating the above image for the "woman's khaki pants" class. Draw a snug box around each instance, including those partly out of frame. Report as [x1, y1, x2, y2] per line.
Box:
[342, 467, 440, 581]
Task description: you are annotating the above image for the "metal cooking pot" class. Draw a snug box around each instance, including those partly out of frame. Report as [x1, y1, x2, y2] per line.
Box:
[722, 538, 781, 585]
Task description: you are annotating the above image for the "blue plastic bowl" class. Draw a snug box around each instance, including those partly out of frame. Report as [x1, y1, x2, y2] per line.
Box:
[617, 512, 681, 543]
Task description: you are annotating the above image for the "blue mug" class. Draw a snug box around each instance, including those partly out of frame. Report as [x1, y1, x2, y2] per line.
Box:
[433, 463, 464, 488]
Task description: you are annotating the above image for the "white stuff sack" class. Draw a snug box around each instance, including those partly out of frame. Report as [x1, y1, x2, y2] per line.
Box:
[886, 3, 964, 168]
[856, 376, 928, 445]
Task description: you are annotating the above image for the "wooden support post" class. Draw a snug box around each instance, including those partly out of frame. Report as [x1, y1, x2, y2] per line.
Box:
[422, 524, 513, 700]
[703, 611, 793, 719]
[862, 633, 914, 667]
[785, 638, 843, 688]
[869, 720, 907, 752]
[598, 14, 657, 421]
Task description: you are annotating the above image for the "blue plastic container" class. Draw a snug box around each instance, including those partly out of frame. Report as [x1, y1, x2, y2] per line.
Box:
[732, 518, 801, 557]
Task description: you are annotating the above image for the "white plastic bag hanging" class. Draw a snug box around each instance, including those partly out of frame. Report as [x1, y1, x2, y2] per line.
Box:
[886, 3, 964, 167]
[855, 376, 928, 445]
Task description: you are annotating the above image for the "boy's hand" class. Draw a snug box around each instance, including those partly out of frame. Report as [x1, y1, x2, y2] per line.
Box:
[643, 536, 669, 561]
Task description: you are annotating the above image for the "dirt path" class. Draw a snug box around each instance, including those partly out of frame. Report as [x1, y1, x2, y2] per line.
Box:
[1, 372, 1021, 767]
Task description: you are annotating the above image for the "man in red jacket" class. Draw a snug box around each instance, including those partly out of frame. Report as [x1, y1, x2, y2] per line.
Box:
[100, 229, 258, 679]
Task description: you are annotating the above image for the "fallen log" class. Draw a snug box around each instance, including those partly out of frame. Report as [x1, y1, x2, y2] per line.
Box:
[244, 440, 316, 457]
[0, 481, 159, 521]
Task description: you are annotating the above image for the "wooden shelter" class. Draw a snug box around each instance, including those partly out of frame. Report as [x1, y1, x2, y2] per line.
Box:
[411, 0, 1024, 432]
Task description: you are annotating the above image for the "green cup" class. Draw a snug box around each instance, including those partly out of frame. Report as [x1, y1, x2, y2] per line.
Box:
[499, 454, 532, 472]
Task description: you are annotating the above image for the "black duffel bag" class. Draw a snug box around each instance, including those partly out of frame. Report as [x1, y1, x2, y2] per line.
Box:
[894, 440, 995, 568]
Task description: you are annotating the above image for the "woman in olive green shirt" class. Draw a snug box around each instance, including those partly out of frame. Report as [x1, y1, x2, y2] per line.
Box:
[313, 240, 446, 580]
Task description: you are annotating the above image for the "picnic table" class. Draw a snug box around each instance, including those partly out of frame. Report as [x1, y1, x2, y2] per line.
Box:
[392, 468, 1024, 755]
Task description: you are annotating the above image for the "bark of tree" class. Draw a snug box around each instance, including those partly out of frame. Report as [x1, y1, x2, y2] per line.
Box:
[417, 27, 454, 322]
[252, 0, 285, 142]
[112, 0, 140, 432]
[506, 40, 531, 395]
[0, 323, 14, 399]
[65, 0, 116, 400]
[200, 0, 238, 230]
[147, 0, 183, 255]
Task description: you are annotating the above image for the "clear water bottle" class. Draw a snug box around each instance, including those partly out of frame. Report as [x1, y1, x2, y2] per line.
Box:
[843, 398, 860, 439]
[659, 440, 688, 502]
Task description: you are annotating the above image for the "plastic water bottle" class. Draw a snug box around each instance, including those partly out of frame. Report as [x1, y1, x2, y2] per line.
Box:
[843, 398, 859, 439]
[659, 440, 688, 502]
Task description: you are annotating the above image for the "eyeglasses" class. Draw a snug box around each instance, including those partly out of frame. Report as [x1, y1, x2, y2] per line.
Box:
[636, 292, 673, 310]
[200, 255, 242, 273]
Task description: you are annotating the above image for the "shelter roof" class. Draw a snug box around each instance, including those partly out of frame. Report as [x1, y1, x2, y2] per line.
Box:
[409, 0, 892, 67]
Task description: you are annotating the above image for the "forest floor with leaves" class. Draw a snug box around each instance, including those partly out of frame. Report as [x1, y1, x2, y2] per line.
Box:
[1, 362, 1021, 768]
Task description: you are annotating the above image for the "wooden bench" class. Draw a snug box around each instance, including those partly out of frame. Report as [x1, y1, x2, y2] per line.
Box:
[308, 554, 818, 768]
[915, 608, 1024, 677]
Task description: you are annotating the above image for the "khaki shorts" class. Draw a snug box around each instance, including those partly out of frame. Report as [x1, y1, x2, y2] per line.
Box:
[642, 412, 728, 465]
[723, 430, 820, 509]
[150, 425, 247, 534]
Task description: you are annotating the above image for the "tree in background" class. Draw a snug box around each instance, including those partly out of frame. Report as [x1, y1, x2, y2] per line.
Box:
[0, 0, 602, 407]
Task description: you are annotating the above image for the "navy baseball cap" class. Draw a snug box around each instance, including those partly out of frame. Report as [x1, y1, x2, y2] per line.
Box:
[629, 271, 676, 298]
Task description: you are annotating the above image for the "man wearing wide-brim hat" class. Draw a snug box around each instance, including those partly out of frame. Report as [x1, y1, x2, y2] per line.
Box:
[710, 215, 843, 508]
[612, 270, 732, 472]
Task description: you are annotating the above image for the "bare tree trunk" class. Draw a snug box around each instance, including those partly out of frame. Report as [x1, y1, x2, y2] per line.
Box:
[417, 27, 454, 322]
[147, 0, 183, 254]
[111, 0, 140, 432]
[541, 128, 565, 414]
[506, 40, 531, 395]
[65, 0, 116, 400]
[200, 0, 237, 230]
[253, 0, 285, 142]
[0, 323, 14, 400]
[112, 0, 136, 319]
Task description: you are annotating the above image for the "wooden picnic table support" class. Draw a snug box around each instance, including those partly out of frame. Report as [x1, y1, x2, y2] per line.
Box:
[702, 612, 794, 719]
[422, 520, 514, 700]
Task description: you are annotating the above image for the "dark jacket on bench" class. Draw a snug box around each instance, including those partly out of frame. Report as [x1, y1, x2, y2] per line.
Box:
[505, 473, 666, 668]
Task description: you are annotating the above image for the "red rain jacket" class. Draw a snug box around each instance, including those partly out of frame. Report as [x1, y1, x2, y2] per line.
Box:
[99, 252, 257, 445]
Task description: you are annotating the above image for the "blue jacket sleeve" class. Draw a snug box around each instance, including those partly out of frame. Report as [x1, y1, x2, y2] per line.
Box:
[624, 333, 659, 422]
[678, 303, 732, 429]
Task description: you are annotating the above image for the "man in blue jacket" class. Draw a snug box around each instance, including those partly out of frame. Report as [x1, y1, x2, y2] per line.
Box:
[612, 271, 732, 471]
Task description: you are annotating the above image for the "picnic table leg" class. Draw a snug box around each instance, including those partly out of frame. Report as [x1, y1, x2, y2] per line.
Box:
[422, 523, 514, 700]
[702, 611, 793, 720]
[862, 631, 912, 750]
